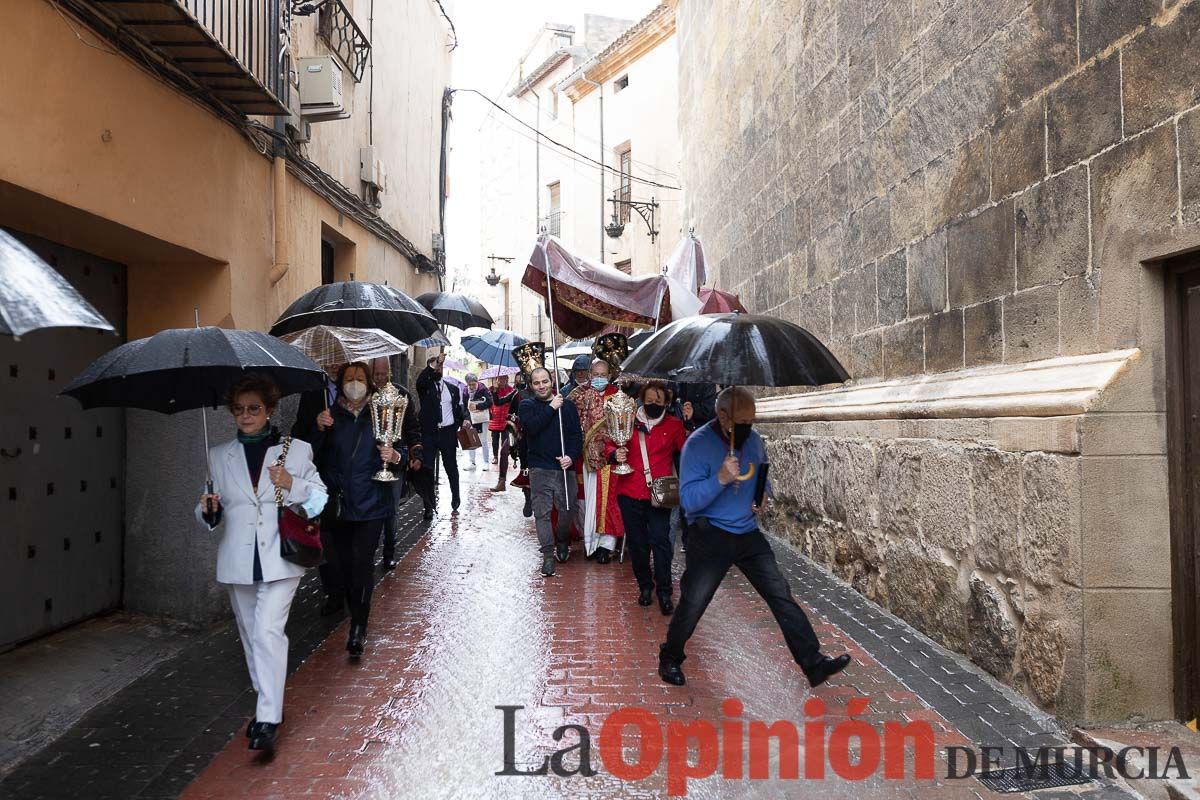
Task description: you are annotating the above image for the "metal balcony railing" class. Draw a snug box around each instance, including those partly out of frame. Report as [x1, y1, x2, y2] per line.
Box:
[542, 211, 562, 237]
[317, 0, 370, 82]
[86, 0, 288, 116]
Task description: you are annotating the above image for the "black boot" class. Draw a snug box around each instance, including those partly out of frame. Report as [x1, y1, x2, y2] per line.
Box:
[248, 722, 278, 753]
[595, 546, 611, 564]
[347, 623, 366, 658]
[802, 653, 852, 688]
[658, 591, 675, 616]
[638, 587, 653, 606]
[658, 645, 685, 686]
[522, 490, 533, 518]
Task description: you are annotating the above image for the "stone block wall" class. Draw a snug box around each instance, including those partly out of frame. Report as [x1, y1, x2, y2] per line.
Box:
[676, 0, 1199, 721]
[677, 0, 1200, 372]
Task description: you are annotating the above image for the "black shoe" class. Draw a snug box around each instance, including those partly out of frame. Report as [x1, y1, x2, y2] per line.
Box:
[803, 653, 852, 688]
[541, 554, 556, 577]
[347, 623, 366, 658]
[451, 496, 461, 511]
[246, 718, 257, 738]
[423, 507, 435, 521]
[248, 722, 278, 753]
[555, 543, 570, 563]
[522, 495, 533, 517]
[638, 587, 653, 606]
[384, 558, 399, 570]
[320, 594, 344, 616]
[658, 593, 675, 616]
[658, 647, 686, 686]
[595, 547, 611, 564]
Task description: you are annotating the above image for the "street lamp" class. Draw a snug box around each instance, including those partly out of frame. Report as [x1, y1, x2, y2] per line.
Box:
[606, 193, 659, 242]
[485, 254, 513, 287]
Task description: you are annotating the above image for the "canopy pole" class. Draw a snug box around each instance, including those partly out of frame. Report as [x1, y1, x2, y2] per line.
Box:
[194, 308, 214, 497]
[540, 237, 572, 509]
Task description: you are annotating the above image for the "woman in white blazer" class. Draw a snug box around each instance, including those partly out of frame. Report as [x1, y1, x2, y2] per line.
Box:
[196, 373, 326, 755]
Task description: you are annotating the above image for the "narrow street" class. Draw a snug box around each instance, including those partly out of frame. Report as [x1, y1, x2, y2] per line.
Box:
[2, 461, 1135, 799]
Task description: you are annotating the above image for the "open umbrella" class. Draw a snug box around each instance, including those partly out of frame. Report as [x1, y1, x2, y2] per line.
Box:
[461, 329, 528, 367]
[62, 326, 326, 413]
[555, 338, 594, 359]
[698, 287, 747, 315]
[479, 364, 520, 379]
[622, 313, 848, 388]
[62, 325, 327, 494]
[415, 291, 494, 330]
[443, 358, 467, 372]
[279, 325, 408, 377]
[0, 228, 115, 339]
[414, 329, 451, 348]
[270, 281, 438, 344]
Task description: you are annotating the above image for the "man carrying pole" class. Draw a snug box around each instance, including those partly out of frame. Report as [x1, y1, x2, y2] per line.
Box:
[520, 366, 582, 576]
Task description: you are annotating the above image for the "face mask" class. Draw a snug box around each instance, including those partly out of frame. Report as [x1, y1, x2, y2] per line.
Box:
[343, 381, 368, 401]
[643, 403, 665, 419]
[591, 377, 609, 391]
[732, 422, 753, 449]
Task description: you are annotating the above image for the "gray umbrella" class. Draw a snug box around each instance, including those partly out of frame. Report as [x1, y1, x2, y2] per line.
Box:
[0, 229, 115, 339]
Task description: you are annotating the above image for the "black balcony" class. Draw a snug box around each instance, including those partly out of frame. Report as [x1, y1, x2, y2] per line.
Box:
[316, 0, 370, 82]
[87, 0, 288, 116]
[542, 211, 562, 237]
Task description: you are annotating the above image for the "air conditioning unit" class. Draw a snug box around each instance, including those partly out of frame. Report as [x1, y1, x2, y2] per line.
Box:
[298, 56, 349, 121]
[359, 146, 385, 188]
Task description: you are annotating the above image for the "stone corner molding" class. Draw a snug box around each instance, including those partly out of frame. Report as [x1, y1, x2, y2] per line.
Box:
[756, 349, 1141, 422]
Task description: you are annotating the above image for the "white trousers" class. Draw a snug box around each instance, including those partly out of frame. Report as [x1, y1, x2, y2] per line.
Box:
[226, 576, 301, 725]
[468, 426, 491, 466]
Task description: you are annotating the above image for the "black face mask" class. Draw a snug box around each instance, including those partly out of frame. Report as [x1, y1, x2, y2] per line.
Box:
[731, 422, 753, 449]
[643, 403, 665, 420]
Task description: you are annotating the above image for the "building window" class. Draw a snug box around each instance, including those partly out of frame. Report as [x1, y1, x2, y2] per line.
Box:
[617, 148, 632, 223]
[545, 182, 562, 236]
[614, 74, 629, 92]
[615, 259, 632, 274]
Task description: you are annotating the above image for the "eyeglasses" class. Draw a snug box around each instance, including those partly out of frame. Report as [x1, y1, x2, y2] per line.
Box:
[231, 404, 265, 416]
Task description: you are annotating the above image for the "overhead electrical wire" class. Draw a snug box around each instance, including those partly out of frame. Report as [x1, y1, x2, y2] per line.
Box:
[451, 88, 681, 191]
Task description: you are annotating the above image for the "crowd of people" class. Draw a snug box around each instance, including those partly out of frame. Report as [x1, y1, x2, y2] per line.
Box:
[193, 335, 850, 756]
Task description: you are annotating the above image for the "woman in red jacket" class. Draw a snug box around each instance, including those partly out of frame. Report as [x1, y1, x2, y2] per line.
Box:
[608, 382, 687, 616]
[488, 374, 517, 488]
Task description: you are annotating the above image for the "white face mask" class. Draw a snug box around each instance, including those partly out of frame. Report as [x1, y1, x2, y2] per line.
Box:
[343, 380, 368, 401]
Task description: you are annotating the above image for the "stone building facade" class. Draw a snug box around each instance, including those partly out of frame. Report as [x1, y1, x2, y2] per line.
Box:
[675, 0, 1200, 724]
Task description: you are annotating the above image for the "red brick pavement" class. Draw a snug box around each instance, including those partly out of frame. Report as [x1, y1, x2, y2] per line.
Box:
[179, 463, 1012, 799]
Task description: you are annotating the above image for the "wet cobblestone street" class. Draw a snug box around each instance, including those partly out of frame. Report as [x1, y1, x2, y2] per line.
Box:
[2, 462, 1136, 799]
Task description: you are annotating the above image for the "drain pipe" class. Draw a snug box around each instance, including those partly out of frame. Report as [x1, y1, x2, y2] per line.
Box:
[579, 71, 604, 263]
[269, 154, 290, 285]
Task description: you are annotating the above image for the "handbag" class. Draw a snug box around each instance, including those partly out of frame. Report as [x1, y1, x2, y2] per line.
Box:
[637, 428, 679, 509]
[275, 437, 324, 568]
[457, 423, 482, 450]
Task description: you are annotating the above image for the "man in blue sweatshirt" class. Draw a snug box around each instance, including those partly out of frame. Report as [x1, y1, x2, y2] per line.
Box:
[519, 367, 583, 577]
[659, 387, 851, 688]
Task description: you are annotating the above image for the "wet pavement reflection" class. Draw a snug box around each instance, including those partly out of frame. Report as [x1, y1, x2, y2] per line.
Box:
[179, 458, 1073, 799]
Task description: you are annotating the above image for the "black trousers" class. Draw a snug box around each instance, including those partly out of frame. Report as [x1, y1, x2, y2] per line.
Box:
[318, 523, 343, 598]
[328, 519, 385, 627]
[490, 429, 502, 456]
[418, 425, 460, 509]
[662, 519, 821, 667]
[618, 495, 674, 595]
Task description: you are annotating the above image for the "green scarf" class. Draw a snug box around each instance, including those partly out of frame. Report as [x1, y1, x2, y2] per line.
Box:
[236, 424, 277, 445]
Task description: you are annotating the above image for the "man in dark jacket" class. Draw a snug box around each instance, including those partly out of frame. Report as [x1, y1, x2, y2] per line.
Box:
[522, 367, 583, 577]
[416, 351, 466, 517]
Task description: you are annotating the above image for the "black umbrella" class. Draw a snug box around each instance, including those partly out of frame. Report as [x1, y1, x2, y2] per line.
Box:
[622, 313, 849, 387]
[0, 228, 116, 339]
[415, 291, 494, 330]
[62, 326, 327, 413]
[270, 281, 439, 344]
[63, 325, 327, 493]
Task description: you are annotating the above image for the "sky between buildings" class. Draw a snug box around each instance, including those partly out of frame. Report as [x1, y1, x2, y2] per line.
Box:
[443, 0, 660, 298]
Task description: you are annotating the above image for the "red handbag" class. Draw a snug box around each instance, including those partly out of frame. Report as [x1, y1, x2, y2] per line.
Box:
[275, 437, 324, 568]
